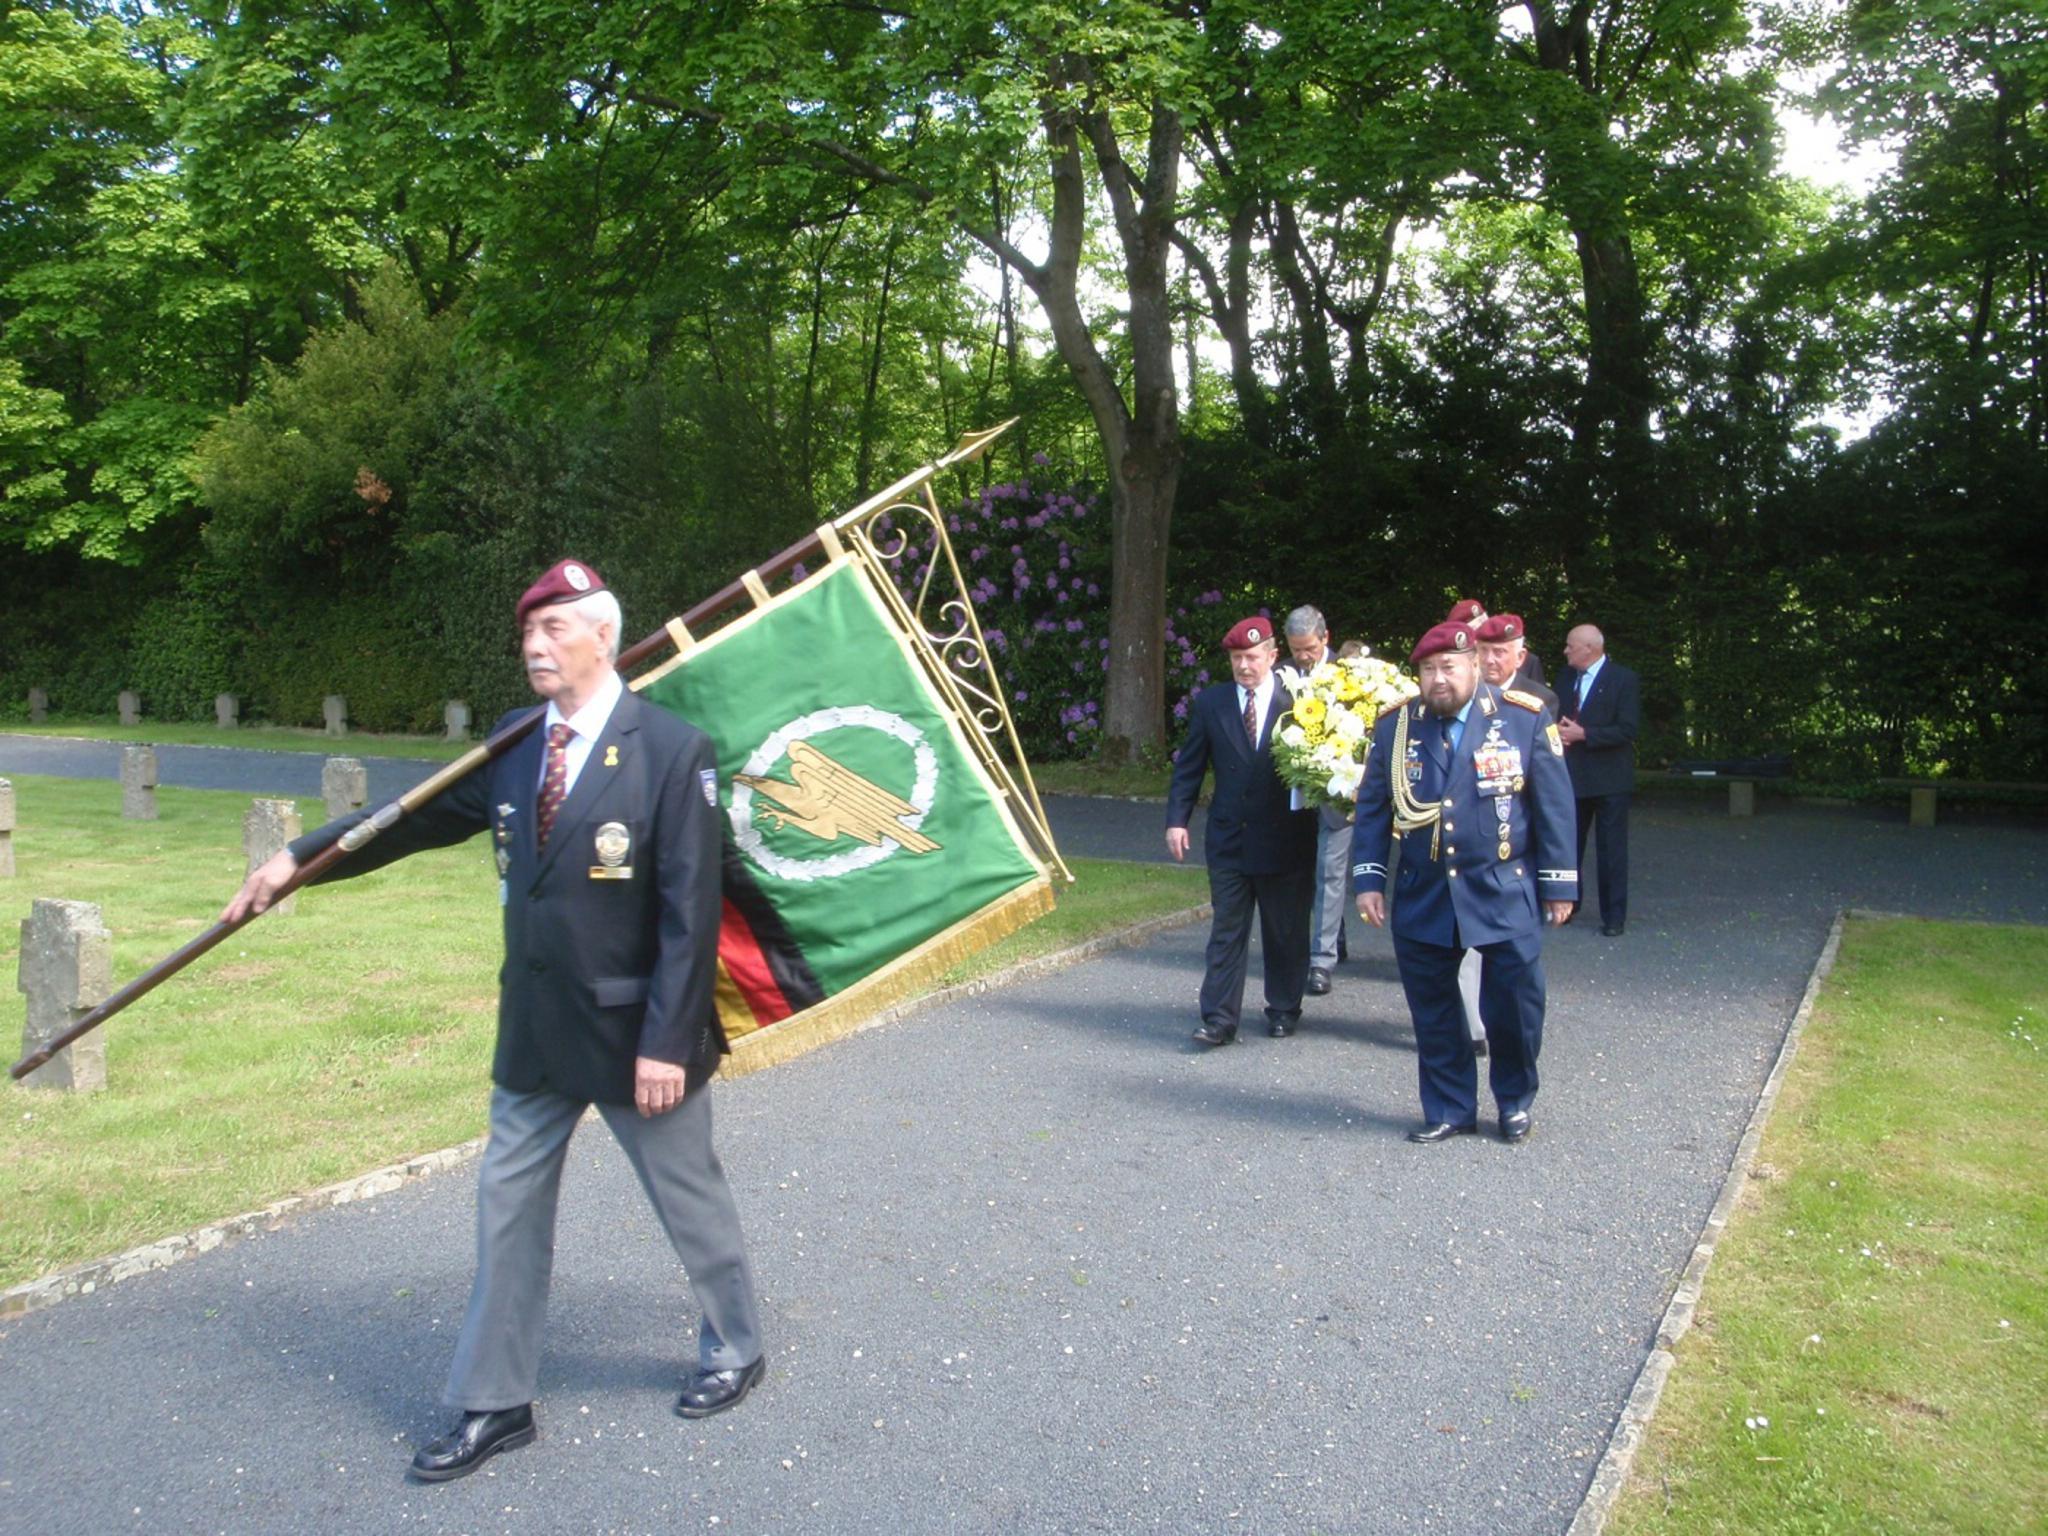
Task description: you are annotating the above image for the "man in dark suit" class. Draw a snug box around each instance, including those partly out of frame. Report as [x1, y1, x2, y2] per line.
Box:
[1557, 623, 1640, 936]
[1475, 613, 1558, 717]
[1166, 616, 1319, 1046]
[1449, 598, 1547, 686]
[1352, 622, 1578, 1142]
[226, 559, 765, 1482]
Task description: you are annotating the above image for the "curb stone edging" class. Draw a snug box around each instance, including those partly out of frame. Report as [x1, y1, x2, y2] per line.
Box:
[0, 1140, 486, 1321]
[1565, 907, 1850, 1535]
[0, 903, 1211, 1323]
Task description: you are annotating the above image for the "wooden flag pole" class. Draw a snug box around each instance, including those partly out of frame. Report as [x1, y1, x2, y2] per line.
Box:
[11, 423, 1020, 1081]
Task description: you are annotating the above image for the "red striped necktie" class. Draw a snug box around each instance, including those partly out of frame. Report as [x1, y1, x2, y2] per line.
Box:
[537, 723, 573, 847]
[1243, 688, 1259, 747]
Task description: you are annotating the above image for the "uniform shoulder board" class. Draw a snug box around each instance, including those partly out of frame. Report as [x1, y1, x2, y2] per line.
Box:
[1503, 689, 1545, 712]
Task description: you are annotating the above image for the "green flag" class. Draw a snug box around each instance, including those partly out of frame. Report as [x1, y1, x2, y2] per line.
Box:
[635, 556, 1053, 1066]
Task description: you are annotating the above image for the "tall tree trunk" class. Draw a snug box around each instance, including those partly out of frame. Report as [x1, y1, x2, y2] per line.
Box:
[994, 95, 1183, 760]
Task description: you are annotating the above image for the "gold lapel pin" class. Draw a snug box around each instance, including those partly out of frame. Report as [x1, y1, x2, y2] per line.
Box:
[603, 744, 619, 767]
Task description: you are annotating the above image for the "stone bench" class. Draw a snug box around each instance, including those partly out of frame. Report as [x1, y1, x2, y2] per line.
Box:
[1875, 778, 2048, 828]
[1668, 755, 1794, 818]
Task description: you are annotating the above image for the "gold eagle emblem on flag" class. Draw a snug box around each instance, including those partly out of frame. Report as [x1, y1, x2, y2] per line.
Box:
[736, 741, 940, 855]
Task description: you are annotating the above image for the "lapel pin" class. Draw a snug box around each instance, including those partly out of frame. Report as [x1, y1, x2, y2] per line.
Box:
[604, 744, 620, 767]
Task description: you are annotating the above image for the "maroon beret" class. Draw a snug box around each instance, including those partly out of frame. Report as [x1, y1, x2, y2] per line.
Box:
[1474, 613, 1525, 644]
[1444, 598, 1488, 626]
[516, 558, 606, 627]
[1410, 621, 1477, 663]
[1221, 616, 1275, 650]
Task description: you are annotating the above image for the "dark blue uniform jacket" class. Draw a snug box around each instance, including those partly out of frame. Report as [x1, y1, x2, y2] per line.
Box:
[1351, 684, 1578, 946]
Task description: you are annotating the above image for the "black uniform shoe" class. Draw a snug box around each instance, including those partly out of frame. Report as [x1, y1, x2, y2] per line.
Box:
[1406, 1122, 1478, 1144]
[1305, 967, 1332, 996]
[1191, 1022, 1238, 1048]
[676, 1357, 766, 1419]
[1267, 1017, 1296, 1038]
[1501, 1110, 1532, 1142]
[409, 1405, 536, 1482]
[1601, 922, 1626, 936]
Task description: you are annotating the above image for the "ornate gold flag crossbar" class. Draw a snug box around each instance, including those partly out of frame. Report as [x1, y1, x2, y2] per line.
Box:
[11, 419, 1069, 1082]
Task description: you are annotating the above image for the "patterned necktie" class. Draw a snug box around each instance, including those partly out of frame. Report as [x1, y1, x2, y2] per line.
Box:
[536, 723, 573, 847]
[1243, 687, 1259, 748]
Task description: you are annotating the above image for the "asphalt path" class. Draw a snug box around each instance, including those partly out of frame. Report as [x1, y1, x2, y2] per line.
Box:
[1, 786, 2044, 1534]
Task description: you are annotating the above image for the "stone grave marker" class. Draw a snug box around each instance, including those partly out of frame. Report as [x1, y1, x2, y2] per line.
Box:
[322, 695, 348, 738]
[216, 693, 241, 729]
[244, 799, 301, 915]
[120, 745, 159, 821]
[17, 897, 113, 1092]
[0, 777, 14, 878]
[444, 699, 471, 742]
[28, 687, 48, 723]
[322, 757, 368, 820]
[118, 690, 141, 726]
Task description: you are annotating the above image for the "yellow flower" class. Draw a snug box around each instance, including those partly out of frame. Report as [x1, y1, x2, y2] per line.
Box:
[1293, 695, 1327, 730]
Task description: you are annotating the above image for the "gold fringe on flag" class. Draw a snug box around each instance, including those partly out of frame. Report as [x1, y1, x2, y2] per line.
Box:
[720, 876, 1057, 1081]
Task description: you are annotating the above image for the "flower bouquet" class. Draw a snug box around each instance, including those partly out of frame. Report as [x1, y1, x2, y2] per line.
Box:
[1273, 652, 1420, 808]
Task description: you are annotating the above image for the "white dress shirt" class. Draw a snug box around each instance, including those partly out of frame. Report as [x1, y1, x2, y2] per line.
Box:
[540, 668, 625, 798]
[1574, 655, 1606, 711]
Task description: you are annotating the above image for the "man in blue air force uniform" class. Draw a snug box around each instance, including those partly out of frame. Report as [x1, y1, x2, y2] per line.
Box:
[1352, 621, 1578, 1142]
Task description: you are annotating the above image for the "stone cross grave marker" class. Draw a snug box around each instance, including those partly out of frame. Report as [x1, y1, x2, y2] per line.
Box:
[322, 757, 368, 820]
[120, 745, 159, 821]
[17, 897, 113, 1092]
[244, 799, 301, 915]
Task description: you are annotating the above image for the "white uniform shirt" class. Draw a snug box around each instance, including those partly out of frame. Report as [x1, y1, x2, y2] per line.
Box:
[539, 668, 625, 798]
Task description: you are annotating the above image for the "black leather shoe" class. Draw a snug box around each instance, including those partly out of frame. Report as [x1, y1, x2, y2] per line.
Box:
[675, 1356, 766, 1419]
[1470, 1036, 1489, 1058]
[1406, 1122, 1478, 1144]
[1267, 1017, 1296, 1038]
[1305, 967, 1332, 996]
[1501, 1110, 1532, 1142]
[1601, 922, 1626, 936]
[409, 1405, 535, 1482]
[1191, 1022, 1237, 1048]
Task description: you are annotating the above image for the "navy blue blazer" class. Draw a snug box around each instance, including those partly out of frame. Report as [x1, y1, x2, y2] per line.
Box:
[289, 686, 727, 1104]
[1557, 658, 1641, 799]
[1164, 680, 1317, 875]
[1351, 684, 1578, 946]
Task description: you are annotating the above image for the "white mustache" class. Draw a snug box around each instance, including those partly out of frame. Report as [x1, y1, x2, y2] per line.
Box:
[526, 662, 560, 676]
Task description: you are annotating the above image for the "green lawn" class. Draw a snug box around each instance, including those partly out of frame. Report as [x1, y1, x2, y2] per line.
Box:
[0, 775, 1201, 1289]
[3, 717, 470, 761]
[1609, 917, 2047, 1536]
[1028, 756, 1174, 800]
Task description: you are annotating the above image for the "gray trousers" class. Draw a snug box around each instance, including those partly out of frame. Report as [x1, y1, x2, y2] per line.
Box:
[1309, 806, 1354, 970]
[445, 1083, 764, 1411]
